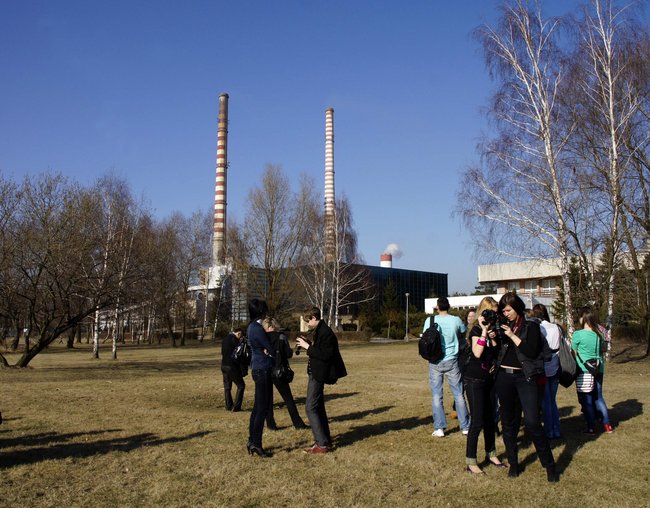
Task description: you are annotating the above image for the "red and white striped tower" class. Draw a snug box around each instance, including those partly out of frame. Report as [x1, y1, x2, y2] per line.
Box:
[213, 93, 229, 265]
[324, 107, 335, 262]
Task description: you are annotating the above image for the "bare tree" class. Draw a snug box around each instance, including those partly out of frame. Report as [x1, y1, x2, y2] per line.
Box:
[89, 174, 144, 360]
[569, 0, 647, 330]
[229, 164, 315, 319]
[173, 209, 212, 345]
[296, 195, 374, 329]
[459, 0, 581, 330]
[328, 196, 375, 328]
[0, 173, 140, 367]
[0, 174, 21, 365]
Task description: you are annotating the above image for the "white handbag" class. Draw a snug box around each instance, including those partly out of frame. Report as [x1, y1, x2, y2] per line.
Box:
[576, 371, 595, 393]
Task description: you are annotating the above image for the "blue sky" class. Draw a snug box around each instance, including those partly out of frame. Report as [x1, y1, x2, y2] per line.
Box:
[1, 0, 585, 294]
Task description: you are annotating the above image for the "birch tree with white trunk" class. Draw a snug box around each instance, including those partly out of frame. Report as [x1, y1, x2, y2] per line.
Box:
[458, 0, 582, 331]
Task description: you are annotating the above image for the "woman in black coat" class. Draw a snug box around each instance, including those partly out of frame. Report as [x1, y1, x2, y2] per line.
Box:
[263, 318, 307, 430]
[494, 293, 558, 482]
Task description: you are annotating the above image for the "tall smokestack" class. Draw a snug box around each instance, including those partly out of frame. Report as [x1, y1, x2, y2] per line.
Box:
[213, 93, 229, 265]
[324, 107, 335, 261]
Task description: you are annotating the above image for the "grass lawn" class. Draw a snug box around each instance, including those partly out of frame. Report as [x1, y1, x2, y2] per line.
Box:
[1, 339, 648, 507]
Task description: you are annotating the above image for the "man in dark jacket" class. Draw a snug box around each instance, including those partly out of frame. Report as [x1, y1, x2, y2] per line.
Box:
[296, 307, 346, 454]
[221, 328, 245, 411]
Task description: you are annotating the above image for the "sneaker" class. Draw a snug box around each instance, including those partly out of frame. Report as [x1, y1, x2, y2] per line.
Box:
[583, 428, 595, 435]
[462, 429, 469, 436]
[432, 429, 445, 438]
[604, 423, 614, 434]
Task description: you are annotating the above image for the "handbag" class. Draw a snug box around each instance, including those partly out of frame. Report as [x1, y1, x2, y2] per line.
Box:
[576, 371, 595, 392]
[272, 363, 294, 383]
[557, 325, 577, 387]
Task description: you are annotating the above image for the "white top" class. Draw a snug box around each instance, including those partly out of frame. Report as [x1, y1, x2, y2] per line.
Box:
[540, 320, 561, 377]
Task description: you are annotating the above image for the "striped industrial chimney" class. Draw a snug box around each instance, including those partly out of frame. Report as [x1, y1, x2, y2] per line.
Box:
[324, 107, 335, 261]
[213, 93, 229, 265]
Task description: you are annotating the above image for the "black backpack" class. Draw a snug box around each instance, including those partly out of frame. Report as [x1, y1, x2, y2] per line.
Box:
[419, 317, 444, 363]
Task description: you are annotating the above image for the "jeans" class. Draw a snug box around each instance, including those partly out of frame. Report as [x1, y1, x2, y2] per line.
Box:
[428, 359, 470, 431]
[543, 373, 561, 438]
[465, 377, 497, 464]
[577, 372, 610, 429]
[306, 375, 331, 447]
[495, 370, 555, 469]
[248, 368, 272, 448]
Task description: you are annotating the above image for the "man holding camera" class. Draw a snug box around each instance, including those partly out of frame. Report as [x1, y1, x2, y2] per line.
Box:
[423, 297, 470, 437]
[296, 307, 344, 454]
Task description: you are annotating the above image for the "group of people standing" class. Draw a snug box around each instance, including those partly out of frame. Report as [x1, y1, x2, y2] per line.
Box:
[221, 299, 346, 458]
[425, 293, 613, 483]
[221, 293, 612, 475]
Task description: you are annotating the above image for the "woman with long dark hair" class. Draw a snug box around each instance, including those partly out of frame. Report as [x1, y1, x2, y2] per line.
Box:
[572, 306, 613, 434]
[464, 296, 505, 474]
[494, 293, 558, 482]
[246, 298, 274, 457]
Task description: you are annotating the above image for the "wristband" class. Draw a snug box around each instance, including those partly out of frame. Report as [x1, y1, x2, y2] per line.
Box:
[477, 338, 487, 347]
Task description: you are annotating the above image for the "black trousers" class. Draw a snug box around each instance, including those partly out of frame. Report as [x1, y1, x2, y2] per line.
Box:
[495, 370, 555, 469]
[266, 378, 306, 428]
[248, 368, 272, 448]
[465, 377, 497, 462]
[306, 375, 331, 447]
[222, 366, 245, 411]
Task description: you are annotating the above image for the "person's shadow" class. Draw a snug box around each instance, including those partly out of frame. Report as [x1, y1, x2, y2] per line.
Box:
[0, 429, 214, 469]
[517, 398, 642, 473]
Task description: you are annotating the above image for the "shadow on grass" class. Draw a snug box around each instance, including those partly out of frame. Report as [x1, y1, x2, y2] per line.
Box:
[334, 415, 431, 449]
[614, 354, 649, 364]
[517, 398, 642, 473]
[329, 405, 394, 423]
[290, 391, 359, 407]
[0, 430, 214, 469]
[42, 359, 218, 375]
[0, 429, 122, 448]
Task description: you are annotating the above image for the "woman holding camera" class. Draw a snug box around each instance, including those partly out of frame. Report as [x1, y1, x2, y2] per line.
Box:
[464, 297, 505, 474]
[572, 306, 613, 434]
[495, 293, 558, 482]
[263, 318, 307, 430]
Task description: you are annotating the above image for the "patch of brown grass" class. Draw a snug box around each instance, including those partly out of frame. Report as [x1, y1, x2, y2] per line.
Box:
[1, 340, 648, 507]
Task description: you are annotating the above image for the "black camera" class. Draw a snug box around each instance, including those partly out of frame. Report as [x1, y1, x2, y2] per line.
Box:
[295, 337, 311, 355]
[481, 309, 498, 327]
[481, 309, 508, 342]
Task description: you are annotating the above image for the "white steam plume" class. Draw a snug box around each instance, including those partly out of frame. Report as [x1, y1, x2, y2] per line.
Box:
[383, 243, 403, 259]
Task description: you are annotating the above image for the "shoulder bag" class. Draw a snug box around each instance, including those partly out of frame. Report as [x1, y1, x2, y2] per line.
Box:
[577, 333, 602, 376]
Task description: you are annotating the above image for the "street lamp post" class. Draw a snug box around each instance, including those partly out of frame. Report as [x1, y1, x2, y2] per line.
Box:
[405, 293, 410, 341]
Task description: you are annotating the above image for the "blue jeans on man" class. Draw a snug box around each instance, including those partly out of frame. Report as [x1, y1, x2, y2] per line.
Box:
[428, 359, 470, 432]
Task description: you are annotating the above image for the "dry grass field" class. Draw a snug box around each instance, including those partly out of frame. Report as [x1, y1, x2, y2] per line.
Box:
[1, 339, 648, 507]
